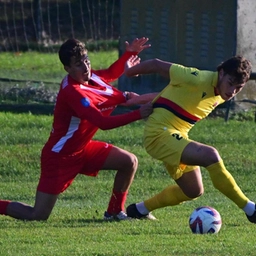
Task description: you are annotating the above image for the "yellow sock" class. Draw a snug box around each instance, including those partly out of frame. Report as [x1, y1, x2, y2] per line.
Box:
[206, 160, 249, 208]
[144, 185, 194, 212]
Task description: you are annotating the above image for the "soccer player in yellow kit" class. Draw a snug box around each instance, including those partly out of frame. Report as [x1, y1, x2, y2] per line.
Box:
[124, 55, 256, 224]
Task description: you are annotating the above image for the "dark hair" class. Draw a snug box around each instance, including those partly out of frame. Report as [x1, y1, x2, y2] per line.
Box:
[217, 55, 252, 84]
[58, 39, 87, 66]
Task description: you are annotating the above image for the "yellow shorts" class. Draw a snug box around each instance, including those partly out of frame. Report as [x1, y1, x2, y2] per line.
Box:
[144, 128, 198, 180]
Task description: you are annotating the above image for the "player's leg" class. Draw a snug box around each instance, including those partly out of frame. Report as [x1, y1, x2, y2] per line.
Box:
[175, 166, 203, 198]
[101, 145, 138, 220]
[1, 191, 58, 220]
[127, 167, 202, 219]
[127, 129, 199, 219]
[81, 141, 138, 220]
[181, 141, 256, 222]
[1, 150, 79, 221]
[145, 167, 203, 210]
[0, 147, 90, 221]
[102, 145, 137, 191]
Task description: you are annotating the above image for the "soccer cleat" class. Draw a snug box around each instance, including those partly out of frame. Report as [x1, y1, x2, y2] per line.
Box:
[246, 206, 256, 223]
[126, 203, 157, 220]
[103, 211, 132, 221]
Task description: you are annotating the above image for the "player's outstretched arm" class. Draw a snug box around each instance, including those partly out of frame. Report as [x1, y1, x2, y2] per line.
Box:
[125, 58, 172, 79]
[78, 101, 152, 130]
[94, 37, 151, 81]
[122, 92, 159, 106]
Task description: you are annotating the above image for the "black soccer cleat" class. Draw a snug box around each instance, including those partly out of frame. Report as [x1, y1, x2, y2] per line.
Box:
[126, 203, 157, 220]
[246, 205, 256, 223]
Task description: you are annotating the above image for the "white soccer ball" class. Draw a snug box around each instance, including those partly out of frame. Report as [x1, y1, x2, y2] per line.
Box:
[189, 206, 222, 234]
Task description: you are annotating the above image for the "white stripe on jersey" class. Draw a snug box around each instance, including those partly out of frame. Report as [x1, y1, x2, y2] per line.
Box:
[79, 73, 113, 96]
[51, 116, 80, 153]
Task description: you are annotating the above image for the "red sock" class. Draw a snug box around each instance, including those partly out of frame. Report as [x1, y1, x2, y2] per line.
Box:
[107, 190, 128, 215]
[0, 200, 11, 215]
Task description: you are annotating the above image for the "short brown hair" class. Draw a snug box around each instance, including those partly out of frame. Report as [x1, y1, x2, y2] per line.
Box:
[58, 39, 87, 66]
[217, 55, 252, 84]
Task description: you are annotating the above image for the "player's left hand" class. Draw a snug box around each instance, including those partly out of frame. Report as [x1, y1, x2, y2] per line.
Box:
[125, 37, 151, 53]
[125, 55, 141, 75]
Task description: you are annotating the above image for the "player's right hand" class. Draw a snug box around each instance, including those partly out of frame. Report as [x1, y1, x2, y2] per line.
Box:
[125, 37, 151, 53]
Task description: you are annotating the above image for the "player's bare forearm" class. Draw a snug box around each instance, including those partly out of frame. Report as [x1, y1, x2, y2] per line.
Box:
[123, 92, 159, 106]
[124, 58, 172, 78]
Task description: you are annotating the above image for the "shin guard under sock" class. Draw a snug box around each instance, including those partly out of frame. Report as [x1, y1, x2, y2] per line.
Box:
[206, 160, 249, 208]
[107, 190, 128, 214]
[144, 185, 194, 212]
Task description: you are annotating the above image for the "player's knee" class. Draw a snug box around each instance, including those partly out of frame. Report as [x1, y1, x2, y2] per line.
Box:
[125, 153, 138, 173]
[34, 215, 49, 221]
[185, 187, 204, 199]
[130, 153, 138, 171]
[32, 211, 51, 221]
[192, 188, 204, 199]
[203, 146, 220, 166]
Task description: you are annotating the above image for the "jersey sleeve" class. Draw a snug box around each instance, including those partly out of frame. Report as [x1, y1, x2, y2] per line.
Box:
[84, 104, 141, 130]
[170, 64, 200, 86]
[79, 100, 141, 130]
[93, 51, 137, 82]
[65, 87, 142, 130]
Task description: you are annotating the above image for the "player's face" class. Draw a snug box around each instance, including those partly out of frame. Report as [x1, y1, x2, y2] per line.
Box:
[216, 69, 245, 101]
[65, 52, 91, 83]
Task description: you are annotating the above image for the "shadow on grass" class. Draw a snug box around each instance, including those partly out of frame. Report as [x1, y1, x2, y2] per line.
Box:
[0, 103, 54, 115]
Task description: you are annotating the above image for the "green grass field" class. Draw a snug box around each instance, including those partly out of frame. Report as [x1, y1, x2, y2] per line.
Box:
[0, 50, 119, 105]
[0, 50, 118, 83]
[0, 50, 119, 96]
[0, 51, 256, 255]
[0, 113, 256, 256]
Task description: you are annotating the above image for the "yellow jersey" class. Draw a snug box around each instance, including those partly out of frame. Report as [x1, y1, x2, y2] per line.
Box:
[146, 63, 225, 134]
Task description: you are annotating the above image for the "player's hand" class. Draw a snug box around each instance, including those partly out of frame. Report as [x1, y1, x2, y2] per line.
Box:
[139, 102, 153, 119]
[121, 91, 140, 106]
[125, 37, 151, 53]
[126, 55, 141, 69]
[124, 55, 140, 76]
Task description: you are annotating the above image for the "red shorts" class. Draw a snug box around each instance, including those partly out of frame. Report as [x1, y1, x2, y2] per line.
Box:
[37, 140, 113, 194]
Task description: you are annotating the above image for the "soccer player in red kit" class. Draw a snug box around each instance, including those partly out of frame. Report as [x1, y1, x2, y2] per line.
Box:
[0, 37, 154, 221]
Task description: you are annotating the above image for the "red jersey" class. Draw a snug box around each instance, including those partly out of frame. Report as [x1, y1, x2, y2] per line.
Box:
[43, 52, 141, 155]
